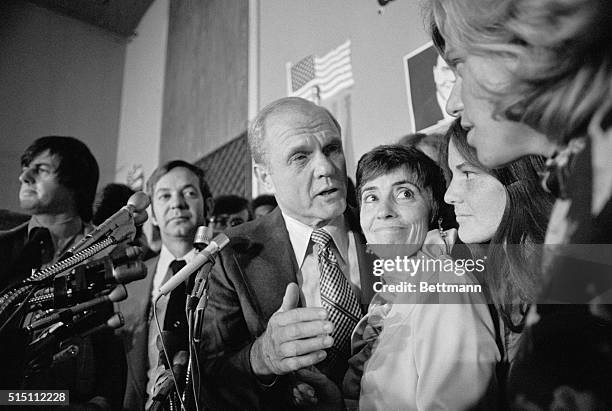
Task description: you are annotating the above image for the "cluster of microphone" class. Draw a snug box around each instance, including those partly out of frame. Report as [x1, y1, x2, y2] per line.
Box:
[0, 190, 231, 409]
[10, 192, 153, 374]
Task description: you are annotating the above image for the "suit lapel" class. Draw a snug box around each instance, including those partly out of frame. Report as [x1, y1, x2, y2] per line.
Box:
[232, 209, 299, 327]
[118, 256, 157, 405]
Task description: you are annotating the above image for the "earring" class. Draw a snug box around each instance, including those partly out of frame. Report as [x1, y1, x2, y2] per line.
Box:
[438, 217, 451, 255]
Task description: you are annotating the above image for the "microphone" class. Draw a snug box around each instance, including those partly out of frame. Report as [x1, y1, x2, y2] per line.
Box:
[149, 350, 189, 411]
[29, 311, 124, 355]
[65, 191, 150, 255]
[158, 234, 230, 296]
[28, 246, 145, 310]
[26, 285, 128, 331]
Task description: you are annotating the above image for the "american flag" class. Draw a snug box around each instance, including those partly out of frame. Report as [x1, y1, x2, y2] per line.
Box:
[288, 40, 354, 101]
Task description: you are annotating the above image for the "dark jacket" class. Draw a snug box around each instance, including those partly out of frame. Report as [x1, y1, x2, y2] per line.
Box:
[199, 207, 375, 410]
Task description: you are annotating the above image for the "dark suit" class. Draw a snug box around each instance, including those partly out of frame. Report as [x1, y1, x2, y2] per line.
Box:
[199, 208, 375, 410]
[118, 256, 158, 411]
[0, 222, 29, 289]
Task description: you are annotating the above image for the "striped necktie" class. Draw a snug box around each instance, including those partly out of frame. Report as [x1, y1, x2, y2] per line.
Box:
[311, 228, 361, 381]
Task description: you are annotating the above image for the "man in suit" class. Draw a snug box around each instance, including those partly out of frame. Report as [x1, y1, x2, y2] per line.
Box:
[0, 136, 124, 409]
[199, 97, 375, 410]
[119, 160, 213, 410]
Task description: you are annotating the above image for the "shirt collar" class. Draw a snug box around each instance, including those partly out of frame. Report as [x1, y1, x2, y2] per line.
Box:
[28, 215, 89, 258]
[153, 244, 197, 297]
[158, 244, 196, 272]
[282, 212, 350, 267]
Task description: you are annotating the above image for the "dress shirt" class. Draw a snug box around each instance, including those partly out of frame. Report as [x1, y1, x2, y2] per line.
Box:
[27, 215, 92, 262]
[146, 245, 196, 407]
[282, 213, 361, 307]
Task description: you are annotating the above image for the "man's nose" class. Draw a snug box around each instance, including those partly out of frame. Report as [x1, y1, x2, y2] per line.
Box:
[313, 152, 336, 178]
[19, 166, 34, 184]
[170, 192, 188, 208]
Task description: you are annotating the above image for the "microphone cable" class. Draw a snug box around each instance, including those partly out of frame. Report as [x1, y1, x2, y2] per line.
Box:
[187, 308, 201, 411]
[153, 294, 187, 411]
[0, 284, 41, 334]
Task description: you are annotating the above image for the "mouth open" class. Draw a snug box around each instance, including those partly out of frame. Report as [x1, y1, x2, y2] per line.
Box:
[318, 188, 338, 197]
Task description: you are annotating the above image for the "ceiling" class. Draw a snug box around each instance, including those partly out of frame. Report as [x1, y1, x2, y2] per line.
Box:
[28, 0, 156, 37]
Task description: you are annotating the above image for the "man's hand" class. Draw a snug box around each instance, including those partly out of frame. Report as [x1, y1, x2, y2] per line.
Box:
[250, 283, 334, 376]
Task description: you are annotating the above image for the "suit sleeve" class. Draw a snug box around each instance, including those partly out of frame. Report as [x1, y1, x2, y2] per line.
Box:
[199, 248, 292, 410]
[197, 248, 259, 408]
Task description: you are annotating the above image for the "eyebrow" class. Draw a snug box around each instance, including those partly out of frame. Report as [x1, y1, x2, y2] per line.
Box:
[454, 161, 473, 171]
[361, 179, 421, 194]
[155, 184, 198, 194]
[26, 159, 53, 166]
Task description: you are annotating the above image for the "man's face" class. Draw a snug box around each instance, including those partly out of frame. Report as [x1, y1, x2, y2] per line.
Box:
[19, 150, 76, 216]
[256, 103, 347, 228]
[359, 167, 430, 245]
[433, 54, 455, 103]
[445, 50, 551, 167]
[211, 208, 250, 232]
[151, 167, 205, 242]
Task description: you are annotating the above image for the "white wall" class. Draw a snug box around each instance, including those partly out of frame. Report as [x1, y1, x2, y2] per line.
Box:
[115, 0, 169, 186]
[0, 1, 126, 213]
[258, 0, 430, 179]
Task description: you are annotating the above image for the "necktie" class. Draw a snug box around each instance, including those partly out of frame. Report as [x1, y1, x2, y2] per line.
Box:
[163, 260, 188, 337]
[311, 228, 361, 381]
[146, 260, 187, 409]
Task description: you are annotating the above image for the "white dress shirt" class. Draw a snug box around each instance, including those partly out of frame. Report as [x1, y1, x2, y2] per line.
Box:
[282, 213, 362, 307]
[146, 245, 196, 407]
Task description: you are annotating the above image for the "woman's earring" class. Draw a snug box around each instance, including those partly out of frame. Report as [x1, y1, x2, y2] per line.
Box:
[437, 217, 447, 239]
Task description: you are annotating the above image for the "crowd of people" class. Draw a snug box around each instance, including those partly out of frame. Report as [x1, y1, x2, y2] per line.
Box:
[0, 0, 611, 409]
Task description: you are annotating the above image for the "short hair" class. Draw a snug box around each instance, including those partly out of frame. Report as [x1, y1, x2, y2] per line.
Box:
[440, 118, 554, 331]
[251, 194, 277, 210]
[248, 97, 341, 165]
[212, 195, 251, 217]
[146, 160, 213, 216]
[356, 144, 450, 230]
[427, 0, 612, 144]
[93, 183, 135, 225]
[21, 136, 99, 222]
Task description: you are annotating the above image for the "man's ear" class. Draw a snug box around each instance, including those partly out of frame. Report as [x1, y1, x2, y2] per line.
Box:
[149, 205, 159, 227]
[205, 197, 215, 220]
[254, 163, 276, 193]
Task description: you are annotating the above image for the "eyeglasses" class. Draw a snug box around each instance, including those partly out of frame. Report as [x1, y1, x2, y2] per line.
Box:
[209, 215, 246, 228]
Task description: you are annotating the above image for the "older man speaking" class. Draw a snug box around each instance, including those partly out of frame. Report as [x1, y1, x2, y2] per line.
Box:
[199, 97, 374, 410]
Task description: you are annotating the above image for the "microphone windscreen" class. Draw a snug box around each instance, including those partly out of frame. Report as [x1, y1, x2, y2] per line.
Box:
[113, 261, 147, 284]
[107, 312, 124, 329]
[127, 191, 150, 211]
[108, 285, 128, 302]
[127, 191, 150, 225]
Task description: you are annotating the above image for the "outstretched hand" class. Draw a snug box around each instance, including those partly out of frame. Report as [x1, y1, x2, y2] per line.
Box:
[250, 283, 334, 376]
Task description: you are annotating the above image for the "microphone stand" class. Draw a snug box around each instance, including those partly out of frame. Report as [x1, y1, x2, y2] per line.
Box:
[183, 261, 215, 411]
